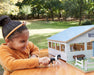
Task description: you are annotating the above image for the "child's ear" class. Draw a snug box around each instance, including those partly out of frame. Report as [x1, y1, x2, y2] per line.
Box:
[5, 39, 10, 44]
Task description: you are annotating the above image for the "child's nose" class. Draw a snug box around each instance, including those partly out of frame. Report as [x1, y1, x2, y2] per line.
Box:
[24, 41, 28, 47]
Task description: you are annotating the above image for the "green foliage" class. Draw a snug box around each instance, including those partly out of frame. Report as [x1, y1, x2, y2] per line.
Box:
[82, 20, 92, 25]
[0, 2, 19, 15]
[63, 0, 88, 18]
[88, 1, 94, 14]
[0, 3, 9, 15]
[20, 5, 31, 15]
[8, 5, 19, 15]
[10, 0, 23, 4]
[0, 0, 23, 16]
[0, 0, 93, 22]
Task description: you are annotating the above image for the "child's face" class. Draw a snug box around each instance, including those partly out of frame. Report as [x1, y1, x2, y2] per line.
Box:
[7, 30, 29, 51]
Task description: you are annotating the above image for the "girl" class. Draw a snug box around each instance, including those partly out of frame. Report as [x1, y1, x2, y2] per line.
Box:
[0, 15, 50, 75]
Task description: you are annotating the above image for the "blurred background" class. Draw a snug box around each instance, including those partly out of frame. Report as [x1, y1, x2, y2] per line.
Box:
[0, 0, 94, 74]
[0, 0, 94, 25]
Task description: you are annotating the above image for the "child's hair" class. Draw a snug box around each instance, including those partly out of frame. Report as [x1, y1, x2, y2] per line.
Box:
[0, 15, 28, 39]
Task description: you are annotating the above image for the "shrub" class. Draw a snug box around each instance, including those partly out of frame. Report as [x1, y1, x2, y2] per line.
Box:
[82, 20, 92, 25]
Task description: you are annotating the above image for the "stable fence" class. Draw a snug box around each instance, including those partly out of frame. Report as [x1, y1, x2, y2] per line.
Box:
[85, 60, 94, 70]
[75, 58, 94, 70]
[75, 57, 84, 68]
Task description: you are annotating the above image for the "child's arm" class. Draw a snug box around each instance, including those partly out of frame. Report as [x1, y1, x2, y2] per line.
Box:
[0, 49, 50, 72]
[28, 42, 39, 57]
[0, 49, 39, 72]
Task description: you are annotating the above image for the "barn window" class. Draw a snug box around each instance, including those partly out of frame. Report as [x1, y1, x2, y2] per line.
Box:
[87, 42, 92, 50]
[52, 42, 55, 49]
[70, 44, 74, 52]
[61, 44, 65, 52]
[70, 43, 85, 52]
[56, 43, 60, 50]
[49, 42, 51, 48]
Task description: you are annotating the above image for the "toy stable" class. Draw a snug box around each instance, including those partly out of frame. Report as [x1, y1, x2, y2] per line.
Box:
[47, 25, 94, 61]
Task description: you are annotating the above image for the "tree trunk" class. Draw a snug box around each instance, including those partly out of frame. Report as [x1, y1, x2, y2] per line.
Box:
[79, 18, 81, 25]
[42, 13, 44, 18]
[46, 14, 49, 22]
[37, 13, 40, 19]
[79, 7, 82, 25]
[25, 15, 27, 20]
[32, 14, 34, 19]
[51, 11, 54, 21]
[79, 0, 82, 25]
[50, 9, 54, 21]
[58, 11, 61, 21]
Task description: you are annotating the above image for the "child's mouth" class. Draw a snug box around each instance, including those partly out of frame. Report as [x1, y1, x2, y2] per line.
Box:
[22, 47, 26, 50]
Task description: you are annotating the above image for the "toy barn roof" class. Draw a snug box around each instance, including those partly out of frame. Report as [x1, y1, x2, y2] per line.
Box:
[47, 25, 94, 43]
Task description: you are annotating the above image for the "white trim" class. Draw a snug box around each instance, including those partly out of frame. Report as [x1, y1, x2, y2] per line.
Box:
[85, 42, 87, 51]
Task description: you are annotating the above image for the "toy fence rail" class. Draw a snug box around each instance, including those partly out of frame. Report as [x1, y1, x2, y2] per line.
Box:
[75, 57, 84, 68]
[85, 60, 94, 70]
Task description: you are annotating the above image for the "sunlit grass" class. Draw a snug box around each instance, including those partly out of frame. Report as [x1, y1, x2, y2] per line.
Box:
[27, 21, 80, 49]
[27, 21, 79, 29]
[0, 21, 80, 49]
[29, 32, 57, 49]
[0, 32, 58, 49]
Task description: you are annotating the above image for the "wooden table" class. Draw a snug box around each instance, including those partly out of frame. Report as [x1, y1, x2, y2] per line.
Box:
[10, 49, 94, 75]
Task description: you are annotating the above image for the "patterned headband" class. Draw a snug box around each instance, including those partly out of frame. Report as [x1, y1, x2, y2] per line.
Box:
[5, 22, 26, 40]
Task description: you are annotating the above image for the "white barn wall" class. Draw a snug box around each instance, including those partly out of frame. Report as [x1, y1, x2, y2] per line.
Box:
[48, 48, 67, 61]
[67, 29, 94, 61]
[48, 29, 94, 61]
[66, 50, 93, 61]
[48, 41, 67, 61]
[68, 29, 94, 44]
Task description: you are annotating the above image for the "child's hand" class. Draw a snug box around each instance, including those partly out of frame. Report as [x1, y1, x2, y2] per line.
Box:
[29, 55, 37, 58]
[39, 57, 50, 65]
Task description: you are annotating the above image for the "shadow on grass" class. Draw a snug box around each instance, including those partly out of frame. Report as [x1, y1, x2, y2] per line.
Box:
[27, 21, 79, 29]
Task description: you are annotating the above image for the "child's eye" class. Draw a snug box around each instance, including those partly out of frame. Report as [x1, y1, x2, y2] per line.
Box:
[20, 40, 25, 43]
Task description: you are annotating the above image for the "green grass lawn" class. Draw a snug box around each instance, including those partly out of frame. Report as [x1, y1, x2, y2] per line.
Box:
[0, 21, 79, 49]
[27, 21, 79, 49]
[27, 21, 79, 29]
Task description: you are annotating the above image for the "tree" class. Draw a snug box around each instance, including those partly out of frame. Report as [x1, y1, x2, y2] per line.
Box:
[55, 0, 63, 21]
[63, 0, 88, 25]
[0, 0, 23, 16]
[20, 0, 45, 19]
[88, 0, 94, 20]
[20, 5, 31, 19]
[44, 0, 63, 21]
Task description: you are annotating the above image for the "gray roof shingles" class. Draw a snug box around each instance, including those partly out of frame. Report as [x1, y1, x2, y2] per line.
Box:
[47, 25, 94, 42]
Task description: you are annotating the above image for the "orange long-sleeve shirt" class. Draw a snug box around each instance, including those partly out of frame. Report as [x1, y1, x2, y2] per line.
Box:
[0, 42, 40, 75]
